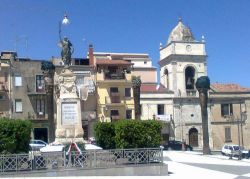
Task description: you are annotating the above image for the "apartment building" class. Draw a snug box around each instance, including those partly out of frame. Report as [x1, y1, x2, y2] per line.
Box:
[94, 56, 135, 121]
[0, 51, 54, 143]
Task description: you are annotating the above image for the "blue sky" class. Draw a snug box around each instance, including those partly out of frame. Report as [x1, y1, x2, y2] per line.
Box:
[0, 0, 249, 87]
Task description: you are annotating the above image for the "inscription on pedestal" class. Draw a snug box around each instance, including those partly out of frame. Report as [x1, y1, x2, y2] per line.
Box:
[61, 102, 78, 125]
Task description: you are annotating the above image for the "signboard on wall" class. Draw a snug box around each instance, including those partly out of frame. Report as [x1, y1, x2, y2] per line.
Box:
[156, 114, 171, 122]
[61, 102, 78, 125]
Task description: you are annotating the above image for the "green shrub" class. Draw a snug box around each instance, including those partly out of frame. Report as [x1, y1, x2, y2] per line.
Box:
[0, 118, 32, 154]
[94, 122, 116, 149]
[94, 120, 162, 149]
[115, 120, 162, 149]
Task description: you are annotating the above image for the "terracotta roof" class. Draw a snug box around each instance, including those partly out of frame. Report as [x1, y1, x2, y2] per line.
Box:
[211, 83, 250, 92]
[141, 83, 168, 93]
[96, 59, 133, 66]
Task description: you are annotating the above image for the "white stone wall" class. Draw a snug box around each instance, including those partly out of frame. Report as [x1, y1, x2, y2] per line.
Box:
[160, 42, 206, 60]
[140, 93, 174, 120]
[159, 41, 207, 97]
[132, 60, 152, 67]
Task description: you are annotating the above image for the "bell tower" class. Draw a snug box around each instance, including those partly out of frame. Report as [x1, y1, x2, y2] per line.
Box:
[159, 18, 207, 97]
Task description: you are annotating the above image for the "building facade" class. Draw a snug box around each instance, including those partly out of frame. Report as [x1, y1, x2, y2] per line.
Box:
[0, 51, 54, 143]
[0, 52, 12, 118]
[0, 19, 249, 150]
[93, 52, 157, 84]
[95, 57, 135, 122]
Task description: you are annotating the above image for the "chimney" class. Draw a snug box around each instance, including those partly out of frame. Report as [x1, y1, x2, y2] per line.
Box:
[88, 44, 95, 66]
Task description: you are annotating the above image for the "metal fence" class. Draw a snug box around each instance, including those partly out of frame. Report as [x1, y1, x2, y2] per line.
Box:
[0, 148, 163, 174]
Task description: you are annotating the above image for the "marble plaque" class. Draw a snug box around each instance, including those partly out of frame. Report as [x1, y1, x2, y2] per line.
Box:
[61, 102, 78, 125]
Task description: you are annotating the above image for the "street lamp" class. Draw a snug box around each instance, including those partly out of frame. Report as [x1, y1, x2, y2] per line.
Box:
[59, 13, 70, 40]
[58, 13, 74, 66]
[62, 14, 70, 25]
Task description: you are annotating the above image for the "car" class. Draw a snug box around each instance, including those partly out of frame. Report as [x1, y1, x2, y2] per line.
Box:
[84, 143, 102, 150]
[221, 144, 249, 158]
[40, 144, 65, 153]
[163, 140, 193, 151]
[29, 139, 48, 151]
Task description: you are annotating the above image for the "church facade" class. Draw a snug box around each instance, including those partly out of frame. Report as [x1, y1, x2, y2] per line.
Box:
[141, 19, 250, 150]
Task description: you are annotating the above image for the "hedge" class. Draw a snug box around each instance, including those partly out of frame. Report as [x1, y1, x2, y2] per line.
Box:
[0, 118, 32, 154]
[94, 120, 162, 149]
[94, 122, 116, 149]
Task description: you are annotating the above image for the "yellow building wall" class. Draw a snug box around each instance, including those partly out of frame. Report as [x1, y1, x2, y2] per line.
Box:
[96, 80, 135, 121]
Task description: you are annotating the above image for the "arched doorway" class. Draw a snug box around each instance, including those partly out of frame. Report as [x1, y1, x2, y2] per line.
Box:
[189, 128, 198, 147]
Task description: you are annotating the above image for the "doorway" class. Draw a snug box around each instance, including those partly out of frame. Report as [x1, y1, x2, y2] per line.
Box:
[34, 128, 48, 143]
[189, 128, 198, 147]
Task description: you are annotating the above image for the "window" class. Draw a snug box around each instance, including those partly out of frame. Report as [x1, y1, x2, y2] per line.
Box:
[126, 110, 132, 119]
[36, 99, 45, 116]
[110, 87, 119, 95]
[157, 104, 165, 115]
[15, 99, 22, 112]
[36, 75, 45, 92]
[15, 76, 22, 86]
[0, 94, 5, 100]
[75, 59, 87, 65]
[225, 127, 231, 142]
[221, 104, 233, 116]
[111, 110, 119, 120]
[125, 88, 131, 97]
[144, 61, 147, 64]
[111, 110, 119, 116]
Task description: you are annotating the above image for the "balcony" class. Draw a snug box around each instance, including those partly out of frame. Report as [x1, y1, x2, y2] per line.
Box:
[97, 72, 131, 82]
[186, 89, 197, 97]
[28, 112, 47, 120]
[27, 85, 46, 96]
[105, 72, 125, 80]
[106, 96, 121, 104]
[36, 85, 45, 93]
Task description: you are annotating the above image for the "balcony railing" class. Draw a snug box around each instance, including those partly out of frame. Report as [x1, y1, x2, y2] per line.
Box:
[27, 85, 46, 95]
[105, 73, 125, 80]
[36, 85, 45, 93]
[97, 72, 131, 81]
[106, 96, 121, 104]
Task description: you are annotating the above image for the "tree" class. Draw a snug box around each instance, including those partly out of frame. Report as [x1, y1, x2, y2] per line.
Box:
[195, 76, 211, 155]
[132, 76, 141, 120]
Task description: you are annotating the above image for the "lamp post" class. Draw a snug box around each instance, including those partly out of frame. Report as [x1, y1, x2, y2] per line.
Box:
[58, 13, 73, 66]
[59, 14, 70, 40]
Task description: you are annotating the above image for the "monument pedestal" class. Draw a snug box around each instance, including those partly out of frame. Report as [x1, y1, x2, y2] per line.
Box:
[54, 68, 85, 144]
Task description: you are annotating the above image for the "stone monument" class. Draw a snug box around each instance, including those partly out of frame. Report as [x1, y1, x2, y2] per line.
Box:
[54, 67, 85, 144]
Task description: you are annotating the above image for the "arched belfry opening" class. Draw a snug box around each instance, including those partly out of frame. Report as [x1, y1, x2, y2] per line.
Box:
[189, 128, 198, 147]
[164, 68, 169, 89]
[185, 66, 195, 90]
